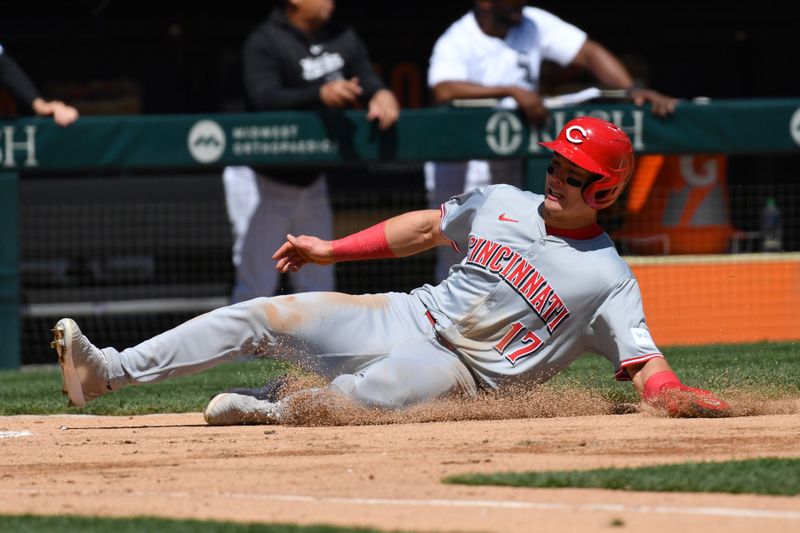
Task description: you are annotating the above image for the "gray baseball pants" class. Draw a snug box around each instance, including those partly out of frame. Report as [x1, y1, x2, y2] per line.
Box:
[103, 292, 477, 409]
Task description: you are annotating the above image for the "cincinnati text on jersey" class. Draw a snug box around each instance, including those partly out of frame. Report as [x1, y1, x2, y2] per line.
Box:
[466, 236, 570, 333]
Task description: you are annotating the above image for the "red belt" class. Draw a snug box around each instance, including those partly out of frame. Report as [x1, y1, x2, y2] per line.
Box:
[425, 310, 436, 327]
[425, 310, 457, 352]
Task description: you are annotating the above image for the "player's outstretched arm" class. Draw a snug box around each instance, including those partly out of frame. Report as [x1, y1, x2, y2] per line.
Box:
[626, 358, 730, 418]
[273, 209, 448, 273]
[383, 209, 449, 256]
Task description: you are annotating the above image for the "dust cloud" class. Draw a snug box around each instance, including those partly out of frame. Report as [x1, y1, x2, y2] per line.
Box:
[267, 374, 799, 426]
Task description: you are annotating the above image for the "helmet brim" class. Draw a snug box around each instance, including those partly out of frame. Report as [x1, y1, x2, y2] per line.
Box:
[538, 140, 608, 178]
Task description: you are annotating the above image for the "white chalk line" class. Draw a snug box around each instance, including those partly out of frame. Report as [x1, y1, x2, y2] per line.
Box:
[0, 431, 32, 439]
[3, 488, 799, 520]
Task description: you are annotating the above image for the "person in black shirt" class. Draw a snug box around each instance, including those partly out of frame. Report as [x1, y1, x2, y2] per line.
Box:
[0, 43, 79, 126]
[224, 0, 399, 303]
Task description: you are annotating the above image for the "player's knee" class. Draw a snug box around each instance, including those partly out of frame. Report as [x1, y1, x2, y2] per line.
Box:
[331, 357, 442, 409]
[330, 371, 412, 410]
[243, 294, 310, 335]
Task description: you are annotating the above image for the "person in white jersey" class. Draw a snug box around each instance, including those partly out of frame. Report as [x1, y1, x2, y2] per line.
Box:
[425, 0, 677, 282]
[52, 117, 728, 424]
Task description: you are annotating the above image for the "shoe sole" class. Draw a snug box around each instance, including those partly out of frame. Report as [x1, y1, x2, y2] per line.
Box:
[204, 393, 282, 426]
[204, 393, 232, 425]
[51, 319, 87, 407]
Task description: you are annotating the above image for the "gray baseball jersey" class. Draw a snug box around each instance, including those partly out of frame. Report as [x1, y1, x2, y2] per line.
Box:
[413, 184, 663, 389]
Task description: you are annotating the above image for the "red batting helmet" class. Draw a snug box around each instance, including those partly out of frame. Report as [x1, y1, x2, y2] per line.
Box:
[538, 116, 634, 209]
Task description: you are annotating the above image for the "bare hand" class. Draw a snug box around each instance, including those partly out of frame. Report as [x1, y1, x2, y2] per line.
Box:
[272, 234, 335, 273]
[320, 77, 363, 109]
[366, 89, 400, 130]
[51, 102, 79, 126]
[32, 98, 79, 126]
[629, 88, 678, 117]
[510, 88, 548, 124]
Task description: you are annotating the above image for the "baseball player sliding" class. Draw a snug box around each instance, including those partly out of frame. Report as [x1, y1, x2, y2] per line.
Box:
[52, 117, 729, 424]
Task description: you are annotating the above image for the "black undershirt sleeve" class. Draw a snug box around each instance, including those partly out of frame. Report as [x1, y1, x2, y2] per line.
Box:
[0, 51, 41, 109]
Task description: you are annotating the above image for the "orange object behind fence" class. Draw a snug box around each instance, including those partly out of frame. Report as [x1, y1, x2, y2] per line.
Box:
[615, 154, 734, 254]
[629, 255, 800, 345]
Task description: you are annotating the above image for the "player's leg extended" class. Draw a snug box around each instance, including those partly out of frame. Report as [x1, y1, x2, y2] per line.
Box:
[75, 292, 430, 389]
[203, 295, 478, 424]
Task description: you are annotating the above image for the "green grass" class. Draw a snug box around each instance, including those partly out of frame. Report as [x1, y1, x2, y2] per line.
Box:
[549, 341, 800, 404]
[0, 341, 797, 416]
[0, 358, 290, 416]
[0, 515, 413, 533]
[444, 457, 800, 496]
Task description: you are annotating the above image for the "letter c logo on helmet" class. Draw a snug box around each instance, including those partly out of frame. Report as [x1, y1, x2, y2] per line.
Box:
[538, 117, 634, 209]
[565, 125, 587, 144]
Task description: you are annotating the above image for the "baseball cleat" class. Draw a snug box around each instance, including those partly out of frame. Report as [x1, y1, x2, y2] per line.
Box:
[204, 393, 284, 426]
[51, 318, 111, 407]
[210, 373, 289, 402]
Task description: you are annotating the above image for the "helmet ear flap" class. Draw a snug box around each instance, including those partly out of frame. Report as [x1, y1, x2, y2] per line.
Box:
[582, 166, 632, 210]
[580, 173, 604, 206]
[580, 173, 602, 193]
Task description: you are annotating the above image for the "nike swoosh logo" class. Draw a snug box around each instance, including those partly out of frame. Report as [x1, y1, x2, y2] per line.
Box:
[498, 213, 519, 223]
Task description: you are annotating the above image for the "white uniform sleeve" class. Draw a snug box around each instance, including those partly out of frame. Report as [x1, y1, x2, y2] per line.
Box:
[427, 30, 469, 87]
[439, 186, 492, 252]
[525, 7, 587, 66]
[584, 277, 663, 381]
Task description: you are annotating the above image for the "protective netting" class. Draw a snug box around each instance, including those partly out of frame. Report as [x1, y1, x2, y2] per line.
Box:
[20, 165, 432, 363]
[18, 160, 799, 363]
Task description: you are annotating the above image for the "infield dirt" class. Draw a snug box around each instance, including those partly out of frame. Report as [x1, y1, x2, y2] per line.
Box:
[2, 400, 799, 533]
